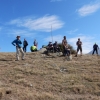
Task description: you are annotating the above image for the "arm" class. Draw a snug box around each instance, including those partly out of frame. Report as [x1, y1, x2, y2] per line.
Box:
[98, 45, 99, 49]
[12, 40, 16, 46]
[76, 41, 78, 46]
[19, 40, 22, 44]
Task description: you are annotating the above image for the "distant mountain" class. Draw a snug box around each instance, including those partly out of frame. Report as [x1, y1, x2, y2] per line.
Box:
[87, 49, 100, 55]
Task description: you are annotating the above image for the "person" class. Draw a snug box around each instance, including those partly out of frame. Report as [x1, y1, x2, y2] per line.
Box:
[12, 36, 24, 61]
[33, 39, 38, 47]
[23, 39, 28, 52]
[75, 38, 82, 57]
[53, 41, 61, 52]
[30, 45, 37, 52]
[46, 42, 53, 53]
[64, 43, 71, 56]
[92, 43, 99, 55]
[62, 36, 67, 55]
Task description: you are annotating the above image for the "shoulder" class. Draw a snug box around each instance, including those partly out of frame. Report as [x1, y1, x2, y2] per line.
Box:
[13, 39, 17, 42]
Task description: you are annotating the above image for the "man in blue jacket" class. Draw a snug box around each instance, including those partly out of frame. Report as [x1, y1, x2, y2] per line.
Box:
[12, 36, 24, 61]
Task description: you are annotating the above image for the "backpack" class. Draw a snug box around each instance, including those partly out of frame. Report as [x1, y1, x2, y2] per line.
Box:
[24, 41, 28, 46]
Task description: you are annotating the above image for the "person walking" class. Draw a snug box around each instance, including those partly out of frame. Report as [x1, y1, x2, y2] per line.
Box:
[75, 38, 82, 57]
[12, 36, 24, 61]
[92, 43, 99, 55]
[23, 39, 28, 52]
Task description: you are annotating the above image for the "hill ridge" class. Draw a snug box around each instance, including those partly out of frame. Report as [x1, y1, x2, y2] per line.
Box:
[0, 52, 100, 100]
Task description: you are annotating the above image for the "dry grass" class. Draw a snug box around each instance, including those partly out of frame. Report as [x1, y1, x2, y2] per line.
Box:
[0, 52, 100, 100]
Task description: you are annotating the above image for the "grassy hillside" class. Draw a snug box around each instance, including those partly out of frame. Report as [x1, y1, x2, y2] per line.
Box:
[0, 52, 100, 100]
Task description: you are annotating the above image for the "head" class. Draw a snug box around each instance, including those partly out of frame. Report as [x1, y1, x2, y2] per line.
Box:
[49, 42, 52, 44]
[64, 36, 66, 39]
[16, 36, 20, 40]
[24, 38, 26, 41]
[78, 38, 80, 41]
[55, 41, 57, 43]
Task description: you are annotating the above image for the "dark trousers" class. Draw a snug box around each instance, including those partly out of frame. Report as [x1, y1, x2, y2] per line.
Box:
[54, 47, 61, 52]
[23, 46, 27, 52]
[46, 47, 53, 53]
[92, 49, 98, 55]
[65, 49, 70, 56]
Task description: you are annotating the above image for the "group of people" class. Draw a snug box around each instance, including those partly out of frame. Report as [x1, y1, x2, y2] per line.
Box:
[46, 36, 82, 57]
[12, 35, 99, 61]
[46, 41, 61, 53]
[12, 36, 38, 61]
[62, 36, 83, 57]
[62, 36, 99, 56]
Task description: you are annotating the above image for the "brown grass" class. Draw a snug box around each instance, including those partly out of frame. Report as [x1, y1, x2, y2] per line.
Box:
[0, 52, 100, 100]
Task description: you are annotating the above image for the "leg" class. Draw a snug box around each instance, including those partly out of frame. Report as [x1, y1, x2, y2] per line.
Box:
[92, 49, 95, 55]
[16, 47, 20, 60]
[75, 47, 79, 56]
[20, 48, 25, 60]
[25, 46, 26, 52]
[96, 49, 98, 55]
[23, 46, 25, 52]
[80, 47, 82, 56]
[63, 46, 65, 56]
[66, 50, 70, 56]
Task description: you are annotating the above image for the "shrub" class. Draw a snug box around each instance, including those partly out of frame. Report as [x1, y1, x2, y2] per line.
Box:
[58, 43, 76, 54]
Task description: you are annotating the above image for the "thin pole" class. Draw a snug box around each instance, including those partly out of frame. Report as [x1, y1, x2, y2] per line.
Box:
[51, 25, 53, 43]
[51, 25, 54, 53]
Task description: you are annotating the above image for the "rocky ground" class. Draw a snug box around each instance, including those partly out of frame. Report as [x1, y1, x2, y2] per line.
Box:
[0, 52, 100, 100]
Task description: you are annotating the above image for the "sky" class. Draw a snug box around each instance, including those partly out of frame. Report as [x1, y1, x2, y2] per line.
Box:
[0, 0, 100, 53]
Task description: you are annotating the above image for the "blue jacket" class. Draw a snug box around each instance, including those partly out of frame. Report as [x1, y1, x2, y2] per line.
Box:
[12, 39, 22, 48]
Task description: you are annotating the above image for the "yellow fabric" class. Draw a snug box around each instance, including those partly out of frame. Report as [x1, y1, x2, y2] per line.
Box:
[31, 46, 37, 50]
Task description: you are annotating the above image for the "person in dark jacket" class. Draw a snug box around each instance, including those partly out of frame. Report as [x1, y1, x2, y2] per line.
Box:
[53, 41, 61, 52]
[92, 43, 99, 55]
[75, 38, 82, 57]
[23, 39, 28, 52]
[46, 42, 53, 53]
[12, 36, 24, 61]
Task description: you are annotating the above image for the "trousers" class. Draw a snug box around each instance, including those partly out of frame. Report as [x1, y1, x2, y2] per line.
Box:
[16, 47, 24, 60]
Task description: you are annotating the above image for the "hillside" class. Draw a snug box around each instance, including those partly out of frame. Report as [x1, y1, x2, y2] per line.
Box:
[0, 52, 100, 100]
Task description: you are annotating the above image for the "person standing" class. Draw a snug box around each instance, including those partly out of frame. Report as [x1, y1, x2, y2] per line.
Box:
[75, 38, 82, 57]
[34, 39, 38, 47]
[92, 43, 99, 55]
[62, 36, 67, 56]
[64, 42, 70, 57]
[12, 36, 24, 61]
[23, 39, 28, 52]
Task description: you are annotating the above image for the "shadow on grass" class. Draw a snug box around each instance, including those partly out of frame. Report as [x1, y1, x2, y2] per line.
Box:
[0, 59, 12, 61]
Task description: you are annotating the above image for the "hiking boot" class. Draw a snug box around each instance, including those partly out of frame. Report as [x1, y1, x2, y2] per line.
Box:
[75, 55, 77, 57]
[15, 59, 19, 61]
